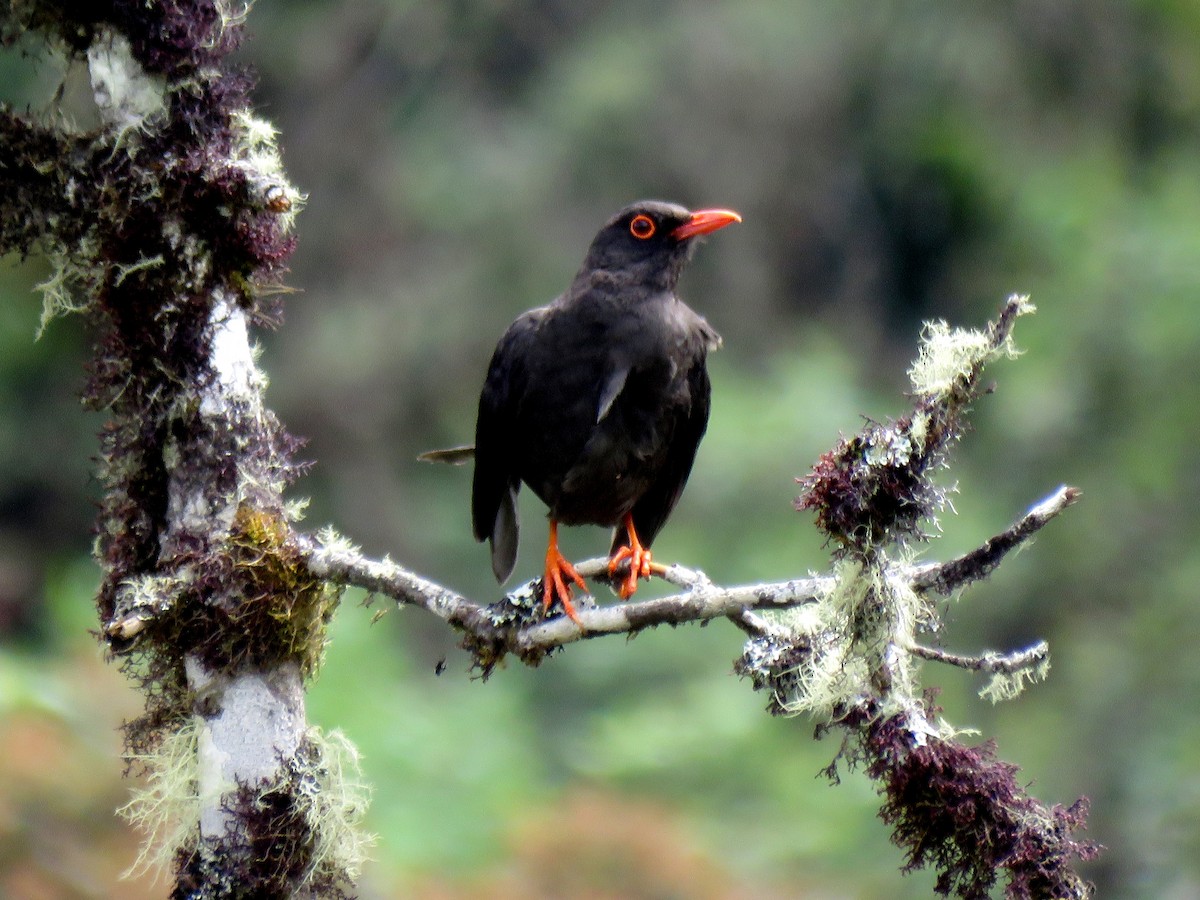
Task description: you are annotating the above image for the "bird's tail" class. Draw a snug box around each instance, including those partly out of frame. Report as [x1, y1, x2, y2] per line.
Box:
[416, 445, 475, 465]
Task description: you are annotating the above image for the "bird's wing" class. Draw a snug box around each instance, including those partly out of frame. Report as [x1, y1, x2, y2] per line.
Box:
[611, 357, 712, 555]
[472, 310, 540, 582]
[595, 365, 630, 423]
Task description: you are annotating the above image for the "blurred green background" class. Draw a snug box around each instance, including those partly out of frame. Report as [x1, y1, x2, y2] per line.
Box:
[2, 1, 1199, 896]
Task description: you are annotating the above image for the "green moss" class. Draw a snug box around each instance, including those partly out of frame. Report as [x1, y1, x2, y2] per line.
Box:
[217, 503, 344, 680]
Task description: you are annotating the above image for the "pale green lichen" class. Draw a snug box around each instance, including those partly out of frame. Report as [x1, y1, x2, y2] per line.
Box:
[119, 718, 202, 883]
[300, 728, 376, 888]
[231, 109, 306, 230]
[115, 570, 192, 617]
[34, 248, 94, 337]
[216, 0, 255, 36]
[284, 497, 310, 522]
[908, 295, 1034, 398]
[773, 556, 936, 721]
[119, 722, 374, 890]
[314, 526, 359, 558]
[113, 254, 166, 286]
[979, 657, 1051, 704]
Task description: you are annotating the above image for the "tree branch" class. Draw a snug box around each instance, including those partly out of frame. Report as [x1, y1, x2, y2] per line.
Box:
[300, 480, 1077, 683]
[300, 535, 831, 671]
[913, 484, 1082, 597]
[907, 640, 1050, 674]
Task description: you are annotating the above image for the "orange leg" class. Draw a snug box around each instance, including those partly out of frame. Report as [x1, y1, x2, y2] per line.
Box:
[607, 514, 660, 599]
[542, 520, 588, 624]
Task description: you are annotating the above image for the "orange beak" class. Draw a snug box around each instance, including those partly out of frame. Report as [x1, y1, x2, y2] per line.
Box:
[671, 208, 742, 241]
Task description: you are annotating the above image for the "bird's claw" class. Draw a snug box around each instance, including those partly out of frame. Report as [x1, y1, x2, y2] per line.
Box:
[608, 544, 654, 599]
[542, 544, 588, 625]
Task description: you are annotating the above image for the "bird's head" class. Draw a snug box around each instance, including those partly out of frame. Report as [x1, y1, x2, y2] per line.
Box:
[578, 200, 741, 291]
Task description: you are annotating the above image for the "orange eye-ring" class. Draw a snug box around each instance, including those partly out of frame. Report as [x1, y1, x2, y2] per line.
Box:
[629, 214, 656, 239]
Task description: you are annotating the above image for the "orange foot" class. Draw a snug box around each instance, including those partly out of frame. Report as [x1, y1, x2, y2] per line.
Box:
[607, 514, 663, 599]
[542, 520, 588, 625]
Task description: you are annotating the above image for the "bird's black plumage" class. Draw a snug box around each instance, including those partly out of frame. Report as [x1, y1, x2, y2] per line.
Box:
[472, 200, 738, 606]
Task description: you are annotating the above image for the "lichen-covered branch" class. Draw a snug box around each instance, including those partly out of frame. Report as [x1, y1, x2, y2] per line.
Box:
[299, 479, 1071, 679]
[906, 640, 1050, 675]
[907, 641, 1052, 705]
[302, 534, 831, 672]
[913, 484, 1082, 598]
[734, 296, 1099, 898]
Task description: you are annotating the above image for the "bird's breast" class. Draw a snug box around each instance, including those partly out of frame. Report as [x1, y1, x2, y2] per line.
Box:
[509, 294, 709, 524]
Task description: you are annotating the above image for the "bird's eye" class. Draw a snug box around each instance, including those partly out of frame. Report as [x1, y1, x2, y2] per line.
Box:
[629, 214, 656, 240]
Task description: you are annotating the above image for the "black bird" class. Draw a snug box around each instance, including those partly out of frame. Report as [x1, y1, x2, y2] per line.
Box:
[471, 200, 740, 622]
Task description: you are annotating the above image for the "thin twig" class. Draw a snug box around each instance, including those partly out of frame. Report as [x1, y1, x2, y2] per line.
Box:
[907, 640, 1050, 674]
[913, 485, 1081, 597]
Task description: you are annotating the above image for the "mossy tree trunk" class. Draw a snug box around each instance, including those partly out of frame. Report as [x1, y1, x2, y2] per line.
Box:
[2, 5, 364, 896]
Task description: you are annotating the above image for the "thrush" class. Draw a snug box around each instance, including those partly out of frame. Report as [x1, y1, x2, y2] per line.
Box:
[470, 200, 740, 623]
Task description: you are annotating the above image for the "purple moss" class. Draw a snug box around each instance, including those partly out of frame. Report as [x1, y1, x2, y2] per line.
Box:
[862, 712, 1099, 899]
[796, 410, 950, 551]
[5, 1, 243, 71]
